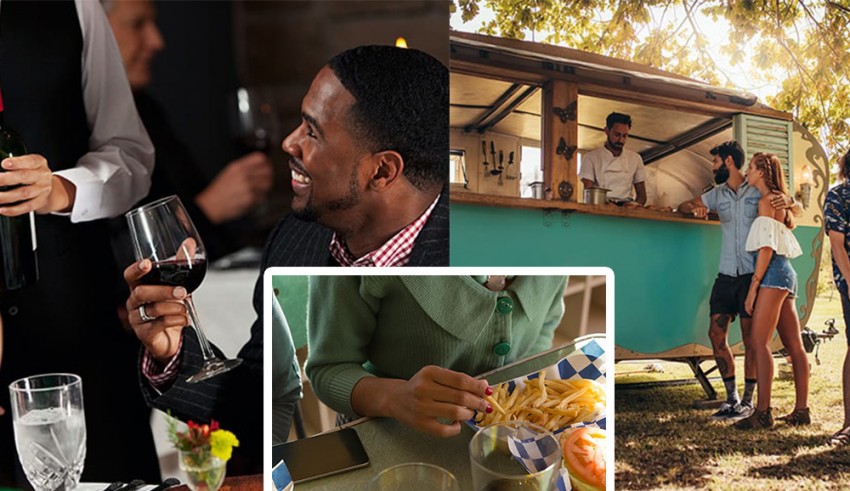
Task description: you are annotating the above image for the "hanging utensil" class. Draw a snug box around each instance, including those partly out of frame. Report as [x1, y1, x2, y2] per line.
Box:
[481, 140, 489, 175]
[489, 142, 502, 175]
[497, 150, 504, 185]
[506, 151, 517, 180]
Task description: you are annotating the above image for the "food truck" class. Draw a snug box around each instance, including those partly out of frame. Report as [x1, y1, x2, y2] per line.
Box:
[449, 31, 828, 396]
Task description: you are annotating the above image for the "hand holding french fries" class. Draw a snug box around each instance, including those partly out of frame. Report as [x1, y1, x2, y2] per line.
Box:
[474, 370, 606, 432]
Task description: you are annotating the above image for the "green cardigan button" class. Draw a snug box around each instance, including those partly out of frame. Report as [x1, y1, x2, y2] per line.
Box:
[496, 297, 514, 314]
[493, 342, 511, 356]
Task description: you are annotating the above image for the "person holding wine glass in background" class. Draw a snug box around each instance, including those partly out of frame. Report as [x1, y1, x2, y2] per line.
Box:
[102, 0, 274, 262]
[0, 0, 162, 487]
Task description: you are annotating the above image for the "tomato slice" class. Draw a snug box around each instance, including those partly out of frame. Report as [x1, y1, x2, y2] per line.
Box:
[562, 427, 606, 490]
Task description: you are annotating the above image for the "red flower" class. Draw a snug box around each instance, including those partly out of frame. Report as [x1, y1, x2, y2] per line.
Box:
[210, 420, 220, 431]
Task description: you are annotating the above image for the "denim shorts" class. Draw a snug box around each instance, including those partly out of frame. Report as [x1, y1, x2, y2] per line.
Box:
[753, 252, 797, 298]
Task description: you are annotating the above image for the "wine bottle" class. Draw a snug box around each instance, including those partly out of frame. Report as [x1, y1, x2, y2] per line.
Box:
[0, 88, 38, 291]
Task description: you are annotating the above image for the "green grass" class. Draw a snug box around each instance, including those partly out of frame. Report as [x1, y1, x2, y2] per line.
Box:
[615, 293, 850, 490]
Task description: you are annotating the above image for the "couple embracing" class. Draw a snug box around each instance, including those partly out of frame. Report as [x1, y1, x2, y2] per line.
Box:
[679, 141, 809, 429]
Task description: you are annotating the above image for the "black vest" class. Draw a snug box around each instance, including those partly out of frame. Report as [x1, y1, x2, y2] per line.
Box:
[0, 1, 159, 484]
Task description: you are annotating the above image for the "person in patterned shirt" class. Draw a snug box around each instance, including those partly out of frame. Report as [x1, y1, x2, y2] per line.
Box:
[825, 149, 850, 445]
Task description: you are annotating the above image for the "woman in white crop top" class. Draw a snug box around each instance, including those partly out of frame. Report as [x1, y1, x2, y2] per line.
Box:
[735, 152, 810, 430]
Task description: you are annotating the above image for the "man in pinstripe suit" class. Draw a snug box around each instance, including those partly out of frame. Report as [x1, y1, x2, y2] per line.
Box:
[121, 45, 449, 474]
[277, 45, 449, 267]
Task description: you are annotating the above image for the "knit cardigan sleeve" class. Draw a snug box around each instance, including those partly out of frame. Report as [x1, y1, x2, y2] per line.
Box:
[532, 276, 568, 353]
[305, 276, 379, 416]
[304, 275, 570, 417]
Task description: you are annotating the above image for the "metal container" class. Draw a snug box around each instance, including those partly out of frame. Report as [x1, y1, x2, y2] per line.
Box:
[530, 181, 545, 199]
[584, 187, 609, 205]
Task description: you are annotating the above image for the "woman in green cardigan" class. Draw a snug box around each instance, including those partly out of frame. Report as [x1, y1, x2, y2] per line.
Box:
[305, 275, 568, 437]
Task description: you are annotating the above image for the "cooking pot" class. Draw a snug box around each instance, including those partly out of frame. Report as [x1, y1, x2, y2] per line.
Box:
[529, 181, 545, 199]
[584, 187, 609, 205]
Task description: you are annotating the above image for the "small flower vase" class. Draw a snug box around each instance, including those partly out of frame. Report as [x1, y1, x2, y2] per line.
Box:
[178, 449, 227, 491]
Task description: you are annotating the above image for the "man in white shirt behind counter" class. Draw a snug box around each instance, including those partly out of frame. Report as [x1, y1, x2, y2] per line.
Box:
[579, 111, 647, 205]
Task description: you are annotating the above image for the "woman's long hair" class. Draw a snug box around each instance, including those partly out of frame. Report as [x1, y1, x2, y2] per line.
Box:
[751, 152, 787, 195]
[840, 148, 850, 182]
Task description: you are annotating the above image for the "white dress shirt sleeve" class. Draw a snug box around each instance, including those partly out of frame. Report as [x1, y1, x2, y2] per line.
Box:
[56, 0, 154, 223]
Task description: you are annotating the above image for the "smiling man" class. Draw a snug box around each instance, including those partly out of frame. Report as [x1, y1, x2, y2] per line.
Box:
[275, 45, 449, 266]
[121, 45, 449, 474]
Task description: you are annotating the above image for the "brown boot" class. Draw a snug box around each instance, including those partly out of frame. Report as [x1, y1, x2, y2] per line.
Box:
[779, 408, 811, 426]
[734, 407, 774, 430]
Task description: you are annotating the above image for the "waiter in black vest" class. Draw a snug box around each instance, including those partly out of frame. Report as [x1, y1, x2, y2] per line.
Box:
[0, 0, 159, 485]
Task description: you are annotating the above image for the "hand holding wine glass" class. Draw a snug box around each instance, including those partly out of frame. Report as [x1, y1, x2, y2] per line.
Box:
[124, 259, 190, 362]
[194, 152, 272, 225]
[126, 195, 241, 382]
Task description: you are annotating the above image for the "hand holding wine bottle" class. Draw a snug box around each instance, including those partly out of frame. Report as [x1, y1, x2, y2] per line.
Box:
[0, 154, 75, 216]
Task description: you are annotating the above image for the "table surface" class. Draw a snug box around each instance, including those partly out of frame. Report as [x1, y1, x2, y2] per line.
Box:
[288, 335, 605, 490]
[79, 474, 263, 491]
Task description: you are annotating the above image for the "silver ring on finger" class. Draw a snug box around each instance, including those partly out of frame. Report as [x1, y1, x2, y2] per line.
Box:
[139, 304, 155, 323]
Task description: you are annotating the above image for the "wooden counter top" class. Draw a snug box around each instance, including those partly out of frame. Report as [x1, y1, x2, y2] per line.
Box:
[451, 190, 719, 226]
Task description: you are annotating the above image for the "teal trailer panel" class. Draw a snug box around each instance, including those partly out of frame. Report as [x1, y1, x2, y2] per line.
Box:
[450, 204, 820, 357]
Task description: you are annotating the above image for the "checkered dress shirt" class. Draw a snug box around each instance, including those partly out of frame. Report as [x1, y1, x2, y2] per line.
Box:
[329, 193, 440, 267]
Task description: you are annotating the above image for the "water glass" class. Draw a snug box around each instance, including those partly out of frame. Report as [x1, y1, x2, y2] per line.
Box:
[178, 450, 227, 491]
[367, 463, 460, 491]
[469, 421, 561, 491]
[10, 373, 86, 491]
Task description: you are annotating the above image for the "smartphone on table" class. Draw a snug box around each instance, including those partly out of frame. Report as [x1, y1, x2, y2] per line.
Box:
[271, 427, 370, 484]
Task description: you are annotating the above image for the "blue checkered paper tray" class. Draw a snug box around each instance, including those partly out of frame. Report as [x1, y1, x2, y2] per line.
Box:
[506, 428, 574, 491]
[470, 338, 608, 491]
[469, 338, 607, 433]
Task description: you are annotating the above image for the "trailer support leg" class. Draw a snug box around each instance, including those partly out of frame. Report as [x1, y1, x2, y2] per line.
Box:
[685, 358, 720, 408]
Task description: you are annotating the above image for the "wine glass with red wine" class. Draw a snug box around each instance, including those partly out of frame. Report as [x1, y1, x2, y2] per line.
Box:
[228, 86, 277, 155]
[126, 195, 241, 383]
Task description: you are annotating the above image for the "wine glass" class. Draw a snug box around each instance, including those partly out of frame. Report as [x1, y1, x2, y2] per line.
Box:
[228, 86, 278, 155]
[126, 195, 241, 383]
[10, 373, 86, 491]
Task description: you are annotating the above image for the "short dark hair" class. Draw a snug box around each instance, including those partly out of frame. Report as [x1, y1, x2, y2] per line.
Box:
[327, 45, 448, 191]
[606, 112, 632, 129]
[841, 148, 850, 182]
[710, 140, 745, 169]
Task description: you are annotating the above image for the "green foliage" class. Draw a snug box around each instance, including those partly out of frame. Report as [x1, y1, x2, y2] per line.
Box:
[454, 0, 850, 166]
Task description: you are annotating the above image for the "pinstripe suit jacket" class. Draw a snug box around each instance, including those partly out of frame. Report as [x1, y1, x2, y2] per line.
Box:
[137, 188, 449, 473]
[262, 188, 450, 266]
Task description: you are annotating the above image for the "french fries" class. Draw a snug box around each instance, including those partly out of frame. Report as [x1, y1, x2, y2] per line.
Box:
[475, 370, 605, 432]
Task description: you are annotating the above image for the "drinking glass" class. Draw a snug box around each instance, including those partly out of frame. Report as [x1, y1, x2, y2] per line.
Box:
[367, 463, 460, 491]
[10, 374, 86, 491]
[126, 195, 241, 382]
[469, 421, 562, 491]
[228, 86, 278, 155]
[179, 449, 226, 491]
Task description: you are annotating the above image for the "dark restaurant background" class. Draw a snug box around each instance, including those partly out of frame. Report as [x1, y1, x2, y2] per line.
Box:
[146, 0, 450, 246]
